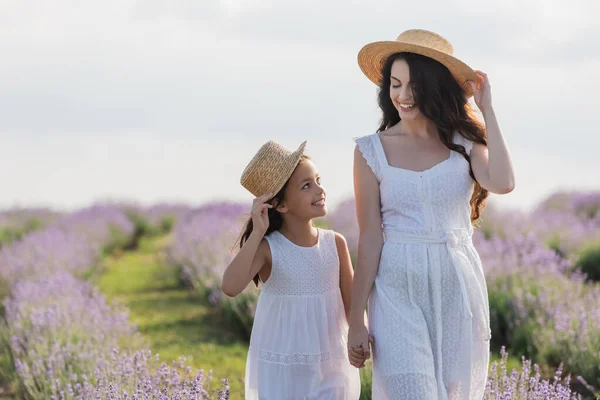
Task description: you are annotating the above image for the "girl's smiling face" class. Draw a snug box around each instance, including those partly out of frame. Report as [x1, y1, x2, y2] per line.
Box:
[276, 159, 327, 219]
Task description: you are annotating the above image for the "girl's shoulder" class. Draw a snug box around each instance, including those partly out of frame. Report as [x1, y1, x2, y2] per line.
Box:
[256, 236, 273, 264]
[323, 229, 348, 253]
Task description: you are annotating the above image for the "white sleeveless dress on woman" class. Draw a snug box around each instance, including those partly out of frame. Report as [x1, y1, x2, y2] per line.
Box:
[354, 132, 491, 400]
[244, 228, 361, 400]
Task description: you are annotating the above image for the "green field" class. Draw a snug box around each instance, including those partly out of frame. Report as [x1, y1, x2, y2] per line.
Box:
[96, 235, 248, 399]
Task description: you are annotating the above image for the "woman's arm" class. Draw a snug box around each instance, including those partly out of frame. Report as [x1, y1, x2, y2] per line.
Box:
[335, 232, 354, 323]
[469, 71, 516, 194]
[347, 145, 384, 367]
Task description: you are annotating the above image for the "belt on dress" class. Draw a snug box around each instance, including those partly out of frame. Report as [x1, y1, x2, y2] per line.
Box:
[383, 228, 491, 341]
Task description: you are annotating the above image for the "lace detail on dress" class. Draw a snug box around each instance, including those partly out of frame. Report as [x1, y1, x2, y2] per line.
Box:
[258, 349, 345, 365]
[262, 229, 340, 296]
[354, 135, 383, 181]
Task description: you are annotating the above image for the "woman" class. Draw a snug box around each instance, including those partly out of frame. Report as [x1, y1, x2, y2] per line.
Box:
[347, 29, 515, 399]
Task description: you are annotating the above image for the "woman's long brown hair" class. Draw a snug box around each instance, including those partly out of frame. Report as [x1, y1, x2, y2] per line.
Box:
[376, 52, 489, 223]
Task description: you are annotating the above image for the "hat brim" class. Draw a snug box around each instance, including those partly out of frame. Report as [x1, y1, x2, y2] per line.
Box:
[265, 141, 307, 200]
[357, 41, 477, 97]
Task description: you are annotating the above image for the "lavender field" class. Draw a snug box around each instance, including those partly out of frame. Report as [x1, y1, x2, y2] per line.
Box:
[0, 192, 599, 399]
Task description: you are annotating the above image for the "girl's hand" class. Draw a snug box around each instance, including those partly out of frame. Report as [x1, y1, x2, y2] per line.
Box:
[251, 193, 273, 236]
[468, 70, 492, 113]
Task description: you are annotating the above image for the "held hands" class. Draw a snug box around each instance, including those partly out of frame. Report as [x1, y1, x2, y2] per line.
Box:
[251, 193, 273, 236]
[468, 70, 492, 114]
[347, 324, 375, 368]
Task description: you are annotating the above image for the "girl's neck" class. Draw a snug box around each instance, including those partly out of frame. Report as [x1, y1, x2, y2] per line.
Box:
[278, 218, 318, 247]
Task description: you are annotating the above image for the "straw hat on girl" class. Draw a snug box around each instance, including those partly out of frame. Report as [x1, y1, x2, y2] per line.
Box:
[240, 140, 307, 200]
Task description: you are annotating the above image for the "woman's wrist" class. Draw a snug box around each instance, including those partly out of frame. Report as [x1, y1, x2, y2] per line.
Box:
[481, 104, 496, 121]
[349, 309, 367, 327]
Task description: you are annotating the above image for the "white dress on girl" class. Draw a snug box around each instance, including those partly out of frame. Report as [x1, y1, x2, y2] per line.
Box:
[354, 132, 491, 400]
[245, 228, 361, 399]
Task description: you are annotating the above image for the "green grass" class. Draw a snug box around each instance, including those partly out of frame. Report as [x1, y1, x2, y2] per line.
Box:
[96, 235, 248, 399]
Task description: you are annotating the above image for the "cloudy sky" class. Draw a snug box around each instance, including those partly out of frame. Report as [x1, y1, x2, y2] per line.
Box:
[0, 0, 598, 212]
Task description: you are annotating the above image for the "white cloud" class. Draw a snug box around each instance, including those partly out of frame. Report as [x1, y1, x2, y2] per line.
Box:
[0, 0, 598, 211]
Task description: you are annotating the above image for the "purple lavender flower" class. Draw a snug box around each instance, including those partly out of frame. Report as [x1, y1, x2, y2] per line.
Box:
[167, 202, 261, 334]
[474, 230, 572, 279]
[167, 202, 248, 295]
[3, 273, 141, 399]
[55, 204, 135, 253]
[70, 349, 229, 399]
[483, 347, 580, 399]
[119, 202, 192, 235]
[0, 226, 100, 284]
[0, 207, 60, 245]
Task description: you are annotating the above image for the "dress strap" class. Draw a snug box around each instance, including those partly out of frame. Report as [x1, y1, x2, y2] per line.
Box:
[453, 132, 474, 155]
[353, 134, 385, 181]
[371, 134, 390, 171]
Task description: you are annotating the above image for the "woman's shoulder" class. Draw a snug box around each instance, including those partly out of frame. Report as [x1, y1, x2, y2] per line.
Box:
[353, 132, 379, 145]
[352, 133, 384, 180]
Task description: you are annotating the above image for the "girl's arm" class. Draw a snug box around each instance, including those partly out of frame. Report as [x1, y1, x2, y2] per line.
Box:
[221, 193, 272, 297]
[469, 71, 516, 195]
[221, 234, 269, 297]
[347, 145, 384, 367]
[335, 232, 354, 324]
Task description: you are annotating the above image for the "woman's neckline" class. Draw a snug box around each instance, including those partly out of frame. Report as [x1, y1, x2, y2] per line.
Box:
[375, 132, 453, 175]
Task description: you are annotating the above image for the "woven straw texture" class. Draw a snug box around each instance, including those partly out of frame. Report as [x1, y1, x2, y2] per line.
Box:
[240, 141, 307, 198]
[357, 29, 477, 97]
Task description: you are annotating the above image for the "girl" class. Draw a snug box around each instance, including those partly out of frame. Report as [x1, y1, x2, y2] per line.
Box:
[221, 140, 361, 399]
[347, 29, 515, 399]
